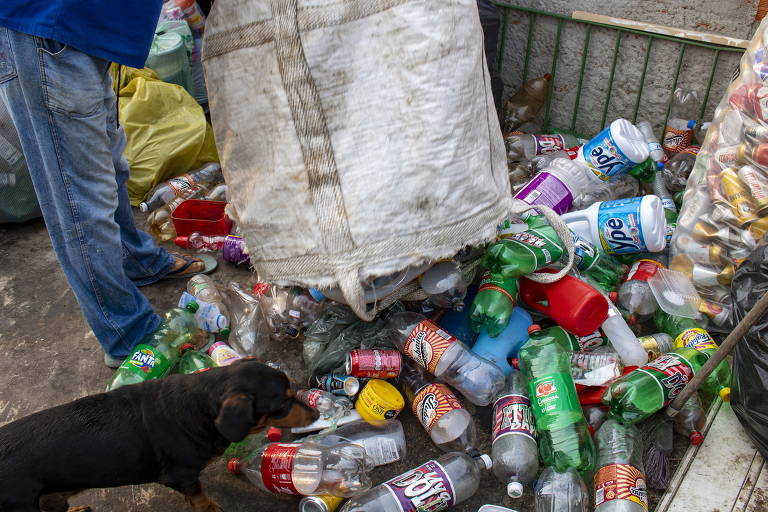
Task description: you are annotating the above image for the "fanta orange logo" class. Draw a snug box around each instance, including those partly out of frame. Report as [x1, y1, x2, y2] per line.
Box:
[130, 348, 156, 373]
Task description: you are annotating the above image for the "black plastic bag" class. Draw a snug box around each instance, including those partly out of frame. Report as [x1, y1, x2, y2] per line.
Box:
[730, 241, 768, 459]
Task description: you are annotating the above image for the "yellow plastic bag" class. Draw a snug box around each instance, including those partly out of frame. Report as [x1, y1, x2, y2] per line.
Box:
[110, 65, 218, 205]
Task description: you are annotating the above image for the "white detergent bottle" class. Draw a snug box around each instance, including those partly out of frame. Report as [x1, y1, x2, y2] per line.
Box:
[561, 196, 666, 255]
[576, 119, 649, 182]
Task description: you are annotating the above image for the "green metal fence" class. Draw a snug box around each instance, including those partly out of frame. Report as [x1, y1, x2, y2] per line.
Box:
[491, 3, 747, 138]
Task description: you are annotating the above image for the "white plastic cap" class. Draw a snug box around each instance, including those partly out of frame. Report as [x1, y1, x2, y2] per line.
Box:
[479, 453, 493, 470]
[139, 202, 148, 212]
[507, 481, 524, 498]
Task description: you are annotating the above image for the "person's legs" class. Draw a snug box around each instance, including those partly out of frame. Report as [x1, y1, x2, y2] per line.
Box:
[0, 28, 161, 358]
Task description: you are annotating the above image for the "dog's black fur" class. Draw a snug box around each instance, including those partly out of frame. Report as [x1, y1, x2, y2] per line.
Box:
[0, 359, 317, 512]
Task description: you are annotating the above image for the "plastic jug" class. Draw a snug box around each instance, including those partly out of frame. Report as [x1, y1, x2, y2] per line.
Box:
[561, 196, 666, 255]
[575, 119, 649, 182]
[519, 270, 608, 335]
[472, 307, 533, 374]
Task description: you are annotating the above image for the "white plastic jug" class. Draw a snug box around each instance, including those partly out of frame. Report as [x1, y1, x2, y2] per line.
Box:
[562, 196, 666, 255]
[575, 119, 649, 182]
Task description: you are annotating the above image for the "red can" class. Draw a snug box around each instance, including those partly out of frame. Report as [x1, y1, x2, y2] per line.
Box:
[345, 349, 402, 379]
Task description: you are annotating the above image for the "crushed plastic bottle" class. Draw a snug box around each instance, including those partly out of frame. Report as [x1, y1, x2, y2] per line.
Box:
[594, 419, 649, 512]
[298, 389, 353, 421]
[534, 467, 590, 512]
[673, 392, 706, 445]
[419, 260, 468, 311]
[618, 256, 666, 317]
[513, 157, 592, 215]
[223, 281, 270, 357]
[662, 145, 700, 191]
[570, 349, 623, 387]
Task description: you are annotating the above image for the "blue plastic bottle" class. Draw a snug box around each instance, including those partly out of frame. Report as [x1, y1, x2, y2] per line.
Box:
[440, 286, 479, 347]
[472, 307, 533, 375]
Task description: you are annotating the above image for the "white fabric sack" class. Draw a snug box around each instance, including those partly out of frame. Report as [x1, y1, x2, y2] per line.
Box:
[203, 0, 515, 319]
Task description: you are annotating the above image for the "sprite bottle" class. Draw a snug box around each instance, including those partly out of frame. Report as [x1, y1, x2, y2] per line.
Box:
[178, 344, 216, 374]
[518, 326, 595, 474]
[484, 215, 565, 279]
[469, 271, 519, 337]
[568, 230, 626, 293]
[654, 311, 731, 401]
[106, 302, 199, 391]
[602, 347, 709, 424]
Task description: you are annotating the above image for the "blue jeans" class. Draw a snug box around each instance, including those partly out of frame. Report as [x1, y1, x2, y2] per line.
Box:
[0, 28, 174, 358]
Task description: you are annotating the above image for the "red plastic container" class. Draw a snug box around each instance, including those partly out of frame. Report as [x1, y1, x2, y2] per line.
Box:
[519, 269, 608, 336]
[171, 200, 231, 237]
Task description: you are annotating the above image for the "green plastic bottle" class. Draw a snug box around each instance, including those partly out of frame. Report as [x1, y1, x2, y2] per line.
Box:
[568, 230, 625, 292]
[654, 310, 731, 401]
[469, 271, 519, 336]
[518, 326, 595, 474]
[178, 344, 216, 374]
[106, 302, 200, 391]
[602, 347, 709, 424]
[484, 215, 565, 279]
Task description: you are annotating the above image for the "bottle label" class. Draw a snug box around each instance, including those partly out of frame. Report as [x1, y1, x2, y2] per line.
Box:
[348, 349, 402, 379]
[623, 259, 663, 283]
[582, 127, 635, 181]
[209, 343, 242, 366]
[119, 344, 171, 379]
[167, 174, 196, 195]
[500, 225, 563, 268]
[358, 436, 401, 466]
[413, 383, 464, 434]
[259, 443, 300, 494]
[594, 463, 649, 511]
[297, 389, 324, 409]
[533, 134, 567, 155]
[575, 330, 608, 351]
[648, 141, 663, 155]
[570, 231, 598, 271]
[477, 271, 517, 305]
[492, 393, 536, 442]
[661, 197, 677, 210]
[662, 126, 693, 154]
[596, 197, 648, 254]
[383, 460, 455, 512]
[635, 352, 695, 407]
[529, 373, 581, 430]
[403, 320, 457, 375]
[674, 328, 718, 351]
[513, 171, 574, 215]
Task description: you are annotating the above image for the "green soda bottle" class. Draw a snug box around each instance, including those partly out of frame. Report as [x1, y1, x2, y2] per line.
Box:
[484, 215, 565, 279]
[106, 302, 200, 391]
[654, 310, 731, 401]
[568, 230, 626, 292]
[223, 427, 282, 462]
[602, 347, 709, 424]
[469, 271, 519, 336]
[518, 326, 595, 474]
[178, 344, 216, 374]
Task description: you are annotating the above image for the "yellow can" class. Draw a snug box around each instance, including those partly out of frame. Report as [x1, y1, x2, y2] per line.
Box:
[355, 379, 404, 423]
[299, 494, 344, 512]
[720, 167, 759, 225]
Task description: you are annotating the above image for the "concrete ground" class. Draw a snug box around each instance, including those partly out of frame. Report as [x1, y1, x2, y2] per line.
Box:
[0, 214, 522, 512]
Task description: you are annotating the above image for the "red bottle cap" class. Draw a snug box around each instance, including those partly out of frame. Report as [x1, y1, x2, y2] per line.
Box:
[527, 324, 541, 334]
[690, 431, 705, 445]
[629, 314, 638, 326]
[608, 291, 618, 303]
[509, 358, 520, 370]
[174, 236, 190, 248]
[227, 458, 242, 474]
[178, 343, 195, 354]
[266, 427, 282, 442]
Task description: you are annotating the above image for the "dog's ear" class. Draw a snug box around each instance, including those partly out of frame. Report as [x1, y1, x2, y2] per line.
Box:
[215, 393, 255, 443]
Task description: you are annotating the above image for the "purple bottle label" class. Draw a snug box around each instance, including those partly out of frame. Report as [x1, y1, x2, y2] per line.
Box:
[533, 134, 567, 155]
[222, 235, 249, 265]
[513, 171, 574, 215]
[492, 394, 536, 442]
[383, 460, 455, 512]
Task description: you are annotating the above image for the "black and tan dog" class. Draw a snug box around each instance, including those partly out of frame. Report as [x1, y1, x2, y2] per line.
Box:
[0, 359, 317, 512]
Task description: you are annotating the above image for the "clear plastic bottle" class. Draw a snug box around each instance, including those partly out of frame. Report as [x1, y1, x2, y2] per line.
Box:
[399, 361, 478, 452]
[601, 299, 649, 367]
[637, 120, 666, 163]
[419, 260, 468, 311]
[145, 186, 208, 241]
[534, 467, 589, 512]
[502, 74, 552, 133]
[662, 145, 700, 191]
[594, 419, 648, 512]
[518, 328, 596, 474]
[491, 371, 539, 498]
[306, 419, 406, 467]
[505, 133, 581, 161]
[230, 442, 373, 497]
[387, 312, 506, 406]
[572, 174, 639, 210]
[673, 392, 706, 445]
[662, 88, 700, 156]
[222, 427, 282, 461]
[338, 452, 492, 512]
[618, 256, 666, 317]
[570, 349, 623, 387]
[223, 281, 270, 357]
[513, 157, 593, 215]
[583, 405, 608, 434]
[139, 162, 223, 212]
[298, 389, 353, 421]
[187, 274, 230, 327]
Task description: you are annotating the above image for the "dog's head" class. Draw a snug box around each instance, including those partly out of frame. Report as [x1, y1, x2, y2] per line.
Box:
[213, 359, 318, 443]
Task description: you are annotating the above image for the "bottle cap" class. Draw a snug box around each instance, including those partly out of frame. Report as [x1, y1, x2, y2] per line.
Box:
[687, 120, 696, 129]
[527, 324, 541, 334]
[174, 236, 190, 248]
[267, 427, 282, 442]
[608, 291, 618, 303]
[509, 358, 519, 370]
[719, 387, 731, 402]
[219, 327, 231, 339]
[690, 431, 705, 445]
[656, 161, 664, 170]
[227, 458, 242, 474]
[478, 453, 493, 470]
[507, 481, 524, 498]
[185, 301, 200, 313]
[178, 343, 195, 354]
[139, 202, 149, 213]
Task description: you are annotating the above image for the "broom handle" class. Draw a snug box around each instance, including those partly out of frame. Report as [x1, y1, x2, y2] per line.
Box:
[666, 290, 768, 417]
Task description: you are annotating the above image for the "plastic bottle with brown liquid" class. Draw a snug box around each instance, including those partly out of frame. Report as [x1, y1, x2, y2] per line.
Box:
[502, 74, 552, 133]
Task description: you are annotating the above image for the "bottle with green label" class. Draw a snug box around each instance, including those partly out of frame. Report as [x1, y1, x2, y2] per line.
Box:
[178, 344, 216, 374]
[106, 302, 200, 391]
[654, 310, 731, 401]
[602, 347, 709, 424]
[484, 215, 565, 279]
[469, 271, 519, 337]
[518, 326, 595, 475]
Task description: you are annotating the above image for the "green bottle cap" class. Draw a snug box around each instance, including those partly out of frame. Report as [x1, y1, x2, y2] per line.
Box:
[185, 301, 200, 313]
[219, 327, 231, 338]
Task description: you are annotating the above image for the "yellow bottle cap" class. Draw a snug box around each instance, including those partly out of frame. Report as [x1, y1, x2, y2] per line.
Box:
[719, 387, 731, 402]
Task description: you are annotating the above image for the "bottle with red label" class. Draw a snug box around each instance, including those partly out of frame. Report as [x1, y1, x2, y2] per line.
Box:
[518, 326, 596, 474]
[229, 442, 374, 497]
[617, 255, 666, 317]
[601, 347, 709, 424]
[387, 311, 505, 406]
[338, 452, 492, 512]
[491, 371, 539, 498]
[594, 419, 648, 512]
[662, 88, 700, 157]
[469, 271, 519, 337]
[399, 360, 477, 452]
[297, 389, 353, 421]
[505, 133, 582, 161]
